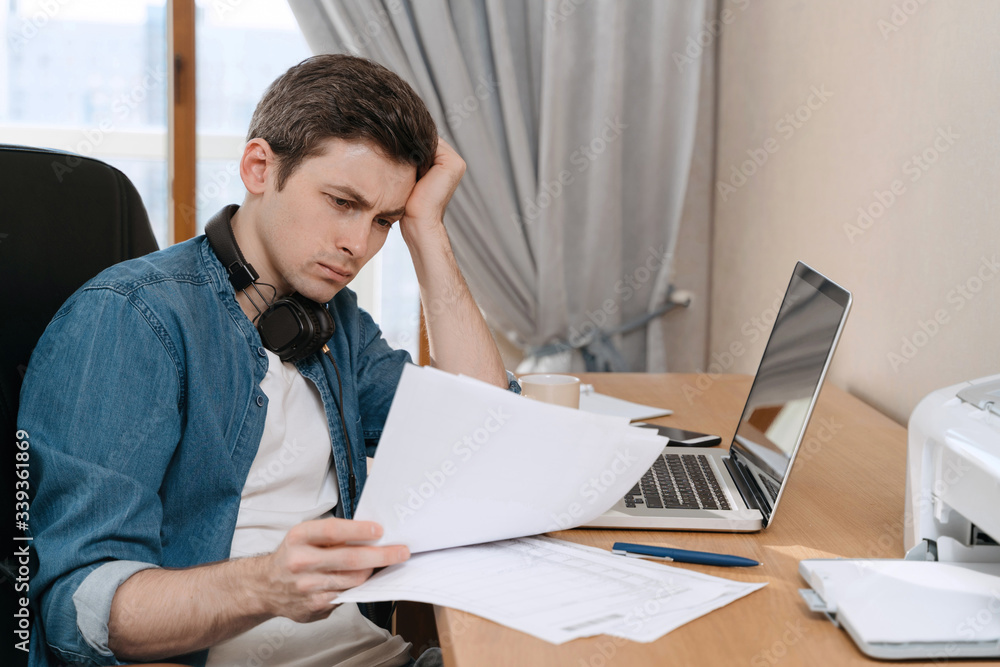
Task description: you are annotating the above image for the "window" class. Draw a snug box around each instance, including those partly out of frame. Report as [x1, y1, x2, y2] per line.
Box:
[1, 0, 420, 357]
[1, 0, 170, 246]
[193, 0, 309, 233]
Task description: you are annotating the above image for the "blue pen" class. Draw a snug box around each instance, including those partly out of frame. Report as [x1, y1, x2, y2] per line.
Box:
[611, 542, 760, 567]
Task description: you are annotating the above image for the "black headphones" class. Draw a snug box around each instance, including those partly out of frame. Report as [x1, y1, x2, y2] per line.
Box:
[205, 204, 358, 504]
[205, 205, 334, 363]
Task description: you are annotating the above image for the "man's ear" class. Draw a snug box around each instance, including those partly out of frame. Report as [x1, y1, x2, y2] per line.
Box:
[240, 138, 273, 195]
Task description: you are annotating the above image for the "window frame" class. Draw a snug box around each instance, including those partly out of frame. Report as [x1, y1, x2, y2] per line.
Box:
[168, 0, 196, 244]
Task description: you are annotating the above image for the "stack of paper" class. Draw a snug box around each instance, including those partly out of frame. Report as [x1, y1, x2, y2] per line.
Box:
[347, 368, 764, 644]
[355, 365, 668, 553]
[337, 536, 766, 644]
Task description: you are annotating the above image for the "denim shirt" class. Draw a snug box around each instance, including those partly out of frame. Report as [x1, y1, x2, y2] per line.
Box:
[19, 230, 518, 667]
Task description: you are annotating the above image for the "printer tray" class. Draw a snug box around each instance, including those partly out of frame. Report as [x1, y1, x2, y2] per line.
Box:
[799, 558, 1000, 660]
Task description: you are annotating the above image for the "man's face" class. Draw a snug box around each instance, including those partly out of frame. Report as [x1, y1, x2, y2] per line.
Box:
[255, 137, 416, 303]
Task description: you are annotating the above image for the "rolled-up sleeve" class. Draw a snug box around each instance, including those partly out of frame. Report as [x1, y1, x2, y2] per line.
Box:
[73, 561, 161, 656]
[20, 286, 182, 666]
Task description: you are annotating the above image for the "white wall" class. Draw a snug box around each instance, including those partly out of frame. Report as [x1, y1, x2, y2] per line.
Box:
[712, 0, 1000, 423]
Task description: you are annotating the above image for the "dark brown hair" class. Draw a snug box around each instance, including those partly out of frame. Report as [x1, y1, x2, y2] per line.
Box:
[247, 54, 438, 190]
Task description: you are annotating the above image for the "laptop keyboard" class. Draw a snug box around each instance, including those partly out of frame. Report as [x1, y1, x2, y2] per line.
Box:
[623, 453, 731, 511]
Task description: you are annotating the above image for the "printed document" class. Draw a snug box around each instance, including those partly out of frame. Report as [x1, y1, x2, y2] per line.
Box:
[337, 536, 766, 644]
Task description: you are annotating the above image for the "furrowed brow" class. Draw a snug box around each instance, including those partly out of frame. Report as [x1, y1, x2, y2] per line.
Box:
[327, 185, 404, 219]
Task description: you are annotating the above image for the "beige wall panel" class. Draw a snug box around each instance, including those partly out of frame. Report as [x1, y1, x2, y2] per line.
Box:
[712, 0, 1000, 423]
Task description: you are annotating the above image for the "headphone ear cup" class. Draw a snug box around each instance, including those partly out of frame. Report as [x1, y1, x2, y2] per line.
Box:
[258, 293, 335, 362]
[291, 292, 336, 346]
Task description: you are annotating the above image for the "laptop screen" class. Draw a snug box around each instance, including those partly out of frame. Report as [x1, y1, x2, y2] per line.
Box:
[729, 262, 851, 523]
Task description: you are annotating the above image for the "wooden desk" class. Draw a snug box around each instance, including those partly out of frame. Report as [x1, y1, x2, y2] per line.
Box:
[430, 373, 988, 667]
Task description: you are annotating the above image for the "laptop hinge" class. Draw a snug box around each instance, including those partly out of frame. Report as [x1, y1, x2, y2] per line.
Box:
[725, 451, 772, 528]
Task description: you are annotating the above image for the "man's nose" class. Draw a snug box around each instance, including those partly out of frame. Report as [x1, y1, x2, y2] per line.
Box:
[336, 220, 369, 258]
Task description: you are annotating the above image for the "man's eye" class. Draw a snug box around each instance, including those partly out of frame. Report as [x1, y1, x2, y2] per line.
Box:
[329, 195, 350, 208]
[376, 219, 394, 229]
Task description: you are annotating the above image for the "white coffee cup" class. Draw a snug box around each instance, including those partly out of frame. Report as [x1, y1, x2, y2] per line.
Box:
[519, 374, 581, 409]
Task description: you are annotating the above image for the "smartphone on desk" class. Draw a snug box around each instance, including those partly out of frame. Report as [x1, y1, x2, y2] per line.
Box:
[633, 423, 722, 447]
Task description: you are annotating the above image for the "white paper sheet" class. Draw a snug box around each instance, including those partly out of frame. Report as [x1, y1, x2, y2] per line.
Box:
[579, 384, 673, 421]
[354, 365, 667, 553]
[337, 536, 766, 644]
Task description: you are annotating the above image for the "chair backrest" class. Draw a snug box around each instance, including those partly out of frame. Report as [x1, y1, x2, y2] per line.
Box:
[0, 144, 158, 665]
[0, 144, 158, 444]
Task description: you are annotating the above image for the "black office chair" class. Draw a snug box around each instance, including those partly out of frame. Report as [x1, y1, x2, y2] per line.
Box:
[0, 144, 159, 666]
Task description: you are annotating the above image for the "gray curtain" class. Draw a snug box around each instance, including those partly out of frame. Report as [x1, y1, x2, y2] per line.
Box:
[288, 0, 705, 372]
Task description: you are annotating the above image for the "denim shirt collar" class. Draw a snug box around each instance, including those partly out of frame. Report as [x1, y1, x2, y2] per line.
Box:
[199, 204, 267, 349]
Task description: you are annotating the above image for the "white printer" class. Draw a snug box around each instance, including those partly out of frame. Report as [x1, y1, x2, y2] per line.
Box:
[799, 374, 1000, 660]
[905, 373, 1000, 563]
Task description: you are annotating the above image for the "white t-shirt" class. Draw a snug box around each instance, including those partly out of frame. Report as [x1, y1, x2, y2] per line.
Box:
[206, 349, 410, 667]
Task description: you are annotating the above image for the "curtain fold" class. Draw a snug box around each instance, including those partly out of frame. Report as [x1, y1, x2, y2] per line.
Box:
[289, 0, 704, 371]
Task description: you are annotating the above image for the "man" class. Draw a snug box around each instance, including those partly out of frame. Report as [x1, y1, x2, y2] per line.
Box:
[20, 54, 516, 666]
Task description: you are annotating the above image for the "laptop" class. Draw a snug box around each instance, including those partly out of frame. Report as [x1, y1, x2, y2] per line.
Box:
[585, 261, 852, 532]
